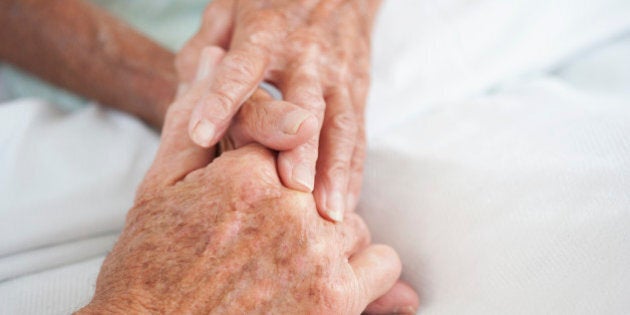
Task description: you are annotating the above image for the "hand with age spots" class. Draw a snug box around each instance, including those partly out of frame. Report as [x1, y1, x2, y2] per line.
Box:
[76, 50, 419, 314]
[176, 0, 381, 222]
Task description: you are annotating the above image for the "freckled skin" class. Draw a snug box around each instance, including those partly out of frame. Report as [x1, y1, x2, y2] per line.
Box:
[74, 40, 417, 314]
[176, 0, 384, 219]
[79, 145, 372, 314]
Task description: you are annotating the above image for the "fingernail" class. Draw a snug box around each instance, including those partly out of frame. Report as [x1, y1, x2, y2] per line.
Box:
[191, 119, 215, 147]
[292, 164, 314, 192]
[195, 52, 213, 81]
[282, 110, 314, 135]
[394, 306, 418, 315]
[326, 191, 345, 222]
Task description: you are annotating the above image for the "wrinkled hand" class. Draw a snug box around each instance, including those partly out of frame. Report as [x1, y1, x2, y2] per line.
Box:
[178, 47, 319, 159]
[78, 52, 419, 314]
[176, 0, 381, 221]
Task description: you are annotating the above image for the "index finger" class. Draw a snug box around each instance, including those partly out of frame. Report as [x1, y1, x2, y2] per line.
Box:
[187, 8, 287, 148]
[188, 45, 270, 148]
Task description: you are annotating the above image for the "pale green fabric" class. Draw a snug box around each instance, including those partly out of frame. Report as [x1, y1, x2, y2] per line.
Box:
[0, 0, 209, 109]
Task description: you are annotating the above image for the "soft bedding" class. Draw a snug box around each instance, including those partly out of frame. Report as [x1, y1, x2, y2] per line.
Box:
[1, 0, 629, 314]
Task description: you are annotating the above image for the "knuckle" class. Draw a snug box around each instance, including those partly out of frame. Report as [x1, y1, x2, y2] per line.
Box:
[293, 60, 320, 78]
[325, 159, 350, 181]
[223, 51, 262, 84]
[288, 28, 325, 55]
[328, 110, 358, 135]
[301, 93, 326, 112]
[204, 90, 234, 120]
[240, 10, 286, 45]
[322, 152, 354, 181]
[237, 180, 282, 208]
[289, 82, 324, 112]
[316, 280, 353, 312]
[242, 9, 285, 31]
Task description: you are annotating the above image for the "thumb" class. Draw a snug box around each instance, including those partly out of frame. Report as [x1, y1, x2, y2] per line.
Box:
[229, 92, 318, 151]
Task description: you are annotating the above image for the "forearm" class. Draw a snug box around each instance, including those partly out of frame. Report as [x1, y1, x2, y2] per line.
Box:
[0, 0, 176, 127]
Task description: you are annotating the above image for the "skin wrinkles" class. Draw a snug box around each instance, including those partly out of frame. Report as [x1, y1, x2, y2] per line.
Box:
[177, 0, 384, 222]
[0, 1, 422, 312]
[80, 138, 412, 313]
[77, 37, 418, 315]
[88, 150, 326, 312]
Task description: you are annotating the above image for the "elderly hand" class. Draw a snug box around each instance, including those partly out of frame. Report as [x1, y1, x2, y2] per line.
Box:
[78, 50, 419, 314]
[178, 47, 320, 159]
[176, 0, 381, 222]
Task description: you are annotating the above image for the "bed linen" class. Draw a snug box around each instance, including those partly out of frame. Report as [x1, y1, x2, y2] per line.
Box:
[1, 0, 629, 314]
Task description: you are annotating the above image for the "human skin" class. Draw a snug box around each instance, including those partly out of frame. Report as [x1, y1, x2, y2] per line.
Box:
[1, 0, 379, 222]
[77, 50, 419, 314]
[0, 0, 176, 127]
[178, 47, 321, 159]
[177, 0, 382, 222]
[0, 0, 319, 153]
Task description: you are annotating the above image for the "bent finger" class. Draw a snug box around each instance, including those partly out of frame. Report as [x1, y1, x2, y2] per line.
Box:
[277, 59, 325, 193]
[346, 67, 370, 212]
[188, 45, 270, 148]
[230, 92, 318, 151]
[364, 281, 420, 315]
[313, 87, 357, 221]
[349, 244, 402, 314]
[346, 120, 366, 212]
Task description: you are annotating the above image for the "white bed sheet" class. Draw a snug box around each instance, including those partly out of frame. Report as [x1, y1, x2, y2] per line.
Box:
[1, 0, 630, 314]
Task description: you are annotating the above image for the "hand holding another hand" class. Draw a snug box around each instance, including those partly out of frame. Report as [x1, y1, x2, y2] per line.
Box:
[78, 50, 418, 314]
[176, 0, 381, 221]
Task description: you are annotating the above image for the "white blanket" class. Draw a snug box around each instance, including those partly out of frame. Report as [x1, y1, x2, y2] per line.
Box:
[1, 0, 629, 314]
